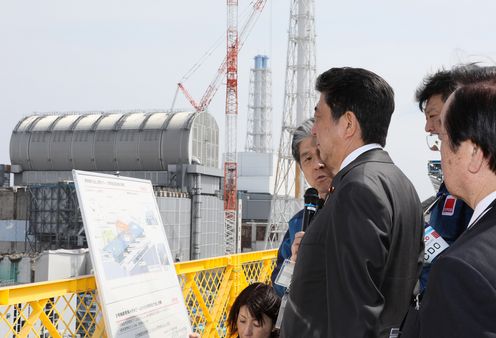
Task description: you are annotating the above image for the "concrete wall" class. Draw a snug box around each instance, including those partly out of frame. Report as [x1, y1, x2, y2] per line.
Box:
[237, 152, 274, 194]
[0, 255, 31, 285]
[0, 220, 25, 254]
[0, 188, 28, 220]
[238, 152, 273, 176]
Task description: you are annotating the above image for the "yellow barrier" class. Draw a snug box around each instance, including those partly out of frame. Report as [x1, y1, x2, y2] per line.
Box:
[0, 249, 277, 338]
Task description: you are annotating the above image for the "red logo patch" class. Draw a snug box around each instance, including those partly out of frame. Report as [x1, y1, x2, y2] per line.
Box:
[442, 195, 457, 216]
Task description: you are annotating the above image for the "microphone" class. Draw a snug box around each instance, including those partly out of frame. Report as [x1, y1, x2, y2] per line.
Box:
[302, 187, 320, 231]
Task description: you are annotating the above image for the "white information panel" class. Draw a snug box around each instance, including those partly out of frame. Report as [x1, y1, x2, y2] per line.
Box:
[73, 170, 192, 338]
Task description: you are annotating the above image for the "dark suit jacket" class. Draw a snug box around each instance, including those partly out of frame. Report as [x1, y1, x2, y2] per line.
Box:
[415, 201, 496, 337]
[280, 149, 424, 338]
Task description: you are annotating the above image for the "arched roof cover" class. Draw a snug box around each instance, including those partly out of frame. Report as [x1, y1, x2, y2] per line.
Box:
[10, 111, 219, 171]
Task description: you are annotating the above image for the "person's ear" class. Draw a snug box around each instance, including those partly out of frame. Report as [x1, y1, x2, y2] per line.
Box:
[468, 143, 484, 174]
[343, 111, 358, 137]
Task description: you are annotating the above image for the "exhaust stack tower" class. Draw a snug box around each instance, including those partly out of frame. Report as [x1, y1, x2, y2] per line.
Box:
[265, 0, 316, 248]
[245, 55, 272, 153]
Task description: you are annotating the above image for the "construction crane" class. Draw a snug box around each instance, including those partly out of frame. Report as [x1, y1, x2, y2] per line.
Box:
[224, 0, 239, 254]
[172, 0, 268, 254]
[173, 0, 267, 114]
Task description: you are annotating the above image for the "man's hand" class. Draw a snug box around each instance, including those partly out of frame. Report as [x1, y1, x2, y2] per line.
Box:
[290, 231, 305, 262]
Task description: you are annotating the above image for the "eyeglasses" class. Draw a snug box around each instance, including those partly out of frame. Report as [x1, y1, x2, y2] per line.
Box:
[426, 133, 441, 151]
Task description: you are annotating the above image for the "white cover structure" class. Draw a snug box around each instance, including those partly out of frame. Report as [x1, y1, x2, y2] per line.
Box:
[10, 111, 219, 171]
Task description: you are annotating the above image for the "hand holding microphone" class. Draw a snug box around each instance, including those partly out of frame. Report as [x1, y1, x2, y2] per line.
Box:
[302, 187, 320, 231]
[291, 188, 322, 262]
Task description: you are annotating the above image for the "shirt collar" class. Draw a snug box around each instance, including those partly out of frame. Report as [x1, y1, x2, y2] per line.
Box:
[339, 143, 383, 171]
[467, 190, 496, 229]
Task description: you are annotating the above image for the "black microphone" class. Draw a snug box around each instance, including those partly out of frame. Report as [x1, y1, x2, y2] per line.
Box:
[302, 187, 320, 231]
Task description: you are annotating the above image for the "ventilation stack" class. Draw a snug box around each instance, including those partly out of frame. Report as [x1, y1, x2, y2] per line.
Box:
[265, 0, 317, 248]
[245, 55, 272, 153]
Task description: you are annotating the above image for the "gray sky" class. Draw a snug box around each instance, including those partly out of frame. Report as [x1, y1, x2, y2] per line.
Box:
[1, 0, 495, 201]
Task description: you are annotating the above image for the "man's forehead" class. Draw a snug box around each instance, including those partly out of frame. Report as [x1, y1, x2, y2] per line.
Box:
[300, 137, 317, 152]
[425, 95, 445, 114]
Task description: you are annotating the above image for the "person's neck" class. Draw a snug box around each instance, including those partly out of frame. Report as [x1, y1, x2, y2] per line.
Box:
[467, 174, 496, 209]
[342, 139, 365, 161]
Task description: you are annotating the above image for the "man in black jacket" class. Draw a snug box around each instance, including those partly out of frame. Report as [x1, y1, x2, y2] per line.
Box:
[280, 67, 424, 338]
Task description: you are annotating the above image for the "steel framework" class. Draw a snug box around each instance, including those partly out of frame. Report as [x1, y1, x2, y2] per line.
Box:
[224, 0, 240, 255]
[265, 0, 316, 248]
[25, 182, 84, 253]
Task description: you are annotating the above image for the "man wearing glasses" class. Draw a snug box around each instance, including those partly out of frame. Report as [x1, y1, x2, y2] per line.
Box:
[415, 68, 473, 291]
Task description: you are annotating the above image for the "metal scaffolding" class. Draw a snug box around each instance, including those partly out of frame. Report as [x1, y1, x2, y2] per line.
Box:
[25, 182, 84, 253]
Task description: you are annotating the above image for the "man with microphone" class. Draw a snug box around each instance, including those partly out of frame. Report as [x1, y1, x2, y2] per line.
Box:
[270, 118, 333, 297]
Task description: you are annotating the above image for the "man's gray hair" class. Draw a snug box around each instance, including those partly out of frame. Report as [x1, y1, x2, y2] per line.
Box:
[291, 118, 314, 164]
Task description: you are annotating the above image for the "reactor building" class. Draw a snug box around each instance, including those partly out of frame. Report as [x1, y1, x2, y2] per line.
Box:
[5, 110, 225, 262]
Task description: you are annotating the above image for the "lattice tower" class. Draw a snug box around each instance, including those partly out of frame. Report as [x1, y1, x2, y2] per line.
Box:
[265, 0, 316, 248]
[224, 0, 240, 254]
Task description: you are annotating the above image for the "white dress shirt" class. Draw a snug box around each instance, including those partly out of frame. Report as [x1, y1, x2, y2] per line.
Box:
[339, 143, 383, 171]
[467, 190, 496, 229]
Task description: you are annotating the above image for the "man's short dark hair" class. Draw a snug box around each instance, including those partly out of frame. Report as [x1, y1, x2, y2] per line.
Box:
[415, 64, 496, 113]
[291, 118, 314, 164]
[315, 67, 394, 147]
[445, 84, 496, 173]
[415, 69, 456, 112]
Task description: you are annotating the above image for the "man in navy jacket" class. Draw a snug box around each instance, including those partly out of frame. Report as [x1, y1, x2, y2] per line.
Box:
[271, 118, 332, 297]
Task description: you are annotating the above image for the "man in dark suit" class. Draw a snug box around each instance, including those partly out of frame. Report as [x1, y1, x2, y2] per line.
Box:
[280, 67, 424, 337]
[412, 82, 496, 337]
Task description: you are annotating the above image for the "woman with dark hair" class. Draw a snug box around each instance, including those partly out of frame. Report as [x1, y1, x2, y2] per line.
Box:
[227, 282, 281, 338]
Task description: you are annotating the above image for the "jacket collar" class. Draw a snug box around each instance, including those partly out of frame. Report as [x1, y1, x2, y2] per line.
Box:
[331, 148, 392, 190]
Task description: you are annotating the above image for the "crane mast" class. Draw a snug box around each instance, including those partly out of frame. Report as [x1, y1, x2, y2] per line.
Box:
[224, 0, 239, 254]
[173, 1, 268, 254]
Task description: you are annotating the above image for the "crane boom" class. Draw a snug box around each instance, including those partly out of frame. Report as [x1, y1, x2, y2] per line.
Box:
[177, 0, 267, 113]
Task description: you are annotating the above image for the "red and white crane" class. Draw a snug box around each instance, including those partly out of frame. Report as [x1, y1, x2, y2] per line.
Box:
[174, 0, 267, 254]
[224, 0, 239, 254]
[175, 0, 267, 115]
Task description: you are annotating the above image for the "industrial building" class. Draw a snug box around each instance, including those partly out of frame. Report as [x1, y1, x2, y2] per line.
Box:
[2, 110, 225, 272]
[0, 29, 314, 282]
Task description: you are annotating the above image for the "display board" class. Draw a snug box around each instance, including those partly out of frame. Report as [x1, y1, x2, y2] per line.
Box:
[73, 170, 191, 337]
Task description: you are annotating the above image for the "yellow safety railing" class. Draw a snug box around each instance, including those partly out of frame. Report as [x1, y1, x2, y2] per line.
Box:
[0, 249, 277, 338]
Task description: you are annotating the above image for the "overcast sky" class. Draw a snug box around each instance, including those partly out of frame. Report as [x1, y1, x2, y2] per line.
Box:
[1, 0, 495, 200]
